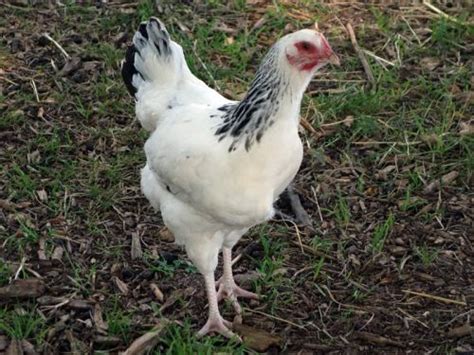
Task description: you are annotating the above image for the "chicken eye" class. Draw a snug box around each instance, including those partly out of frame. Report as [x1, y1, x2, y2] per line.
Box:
[301, 41, 310, 51]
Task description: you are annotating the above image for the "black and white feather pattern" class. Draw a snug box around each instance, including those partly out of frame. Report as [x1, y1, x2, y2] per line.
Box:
[122, 16, 321, 274]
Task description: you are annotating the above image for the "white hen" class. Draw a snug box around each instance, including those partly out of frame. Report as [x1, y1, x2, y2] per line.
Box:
[121, 17, 339, 338]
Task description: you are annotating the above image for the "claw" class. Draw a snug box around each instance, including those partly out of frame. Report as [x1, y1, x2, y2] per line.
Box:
[197, 315, 241, 341]
[217, 281, 259, 314]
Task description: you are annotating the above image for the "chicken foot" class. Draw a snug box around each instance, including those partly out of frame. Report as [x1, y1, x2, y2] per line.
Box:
[217, 247, 259, 315]
[197, 273, 241, 339]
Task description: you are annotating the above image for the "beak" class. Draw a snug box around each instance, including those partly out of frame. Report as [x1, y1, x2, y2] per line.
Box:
[328, 52, 340, 66]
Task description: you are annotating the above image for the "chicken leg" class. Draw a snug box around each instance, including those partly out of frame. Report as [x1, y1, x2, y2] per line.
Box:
[217, 247, 259, 314]
[197, 273, 239, 339]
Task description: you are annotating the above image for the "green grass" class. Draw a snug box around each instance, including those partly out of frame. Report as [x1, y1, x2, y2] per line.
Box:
[414, 244, 439, 267]
[105, 298, 133, 342]
[0, 1, 472, 353]
[155, 321, 247, 354]
[334, 194, 351, 228]
[0, 262, 12, 287]
[370, 213, 395, 253]
[0, 306, 47, 344]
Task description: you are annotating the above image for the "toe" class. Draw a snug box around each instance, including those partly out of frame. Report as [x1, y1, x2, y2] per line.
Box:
[234, 286, 259, 300]
[197, 317, 238, 340]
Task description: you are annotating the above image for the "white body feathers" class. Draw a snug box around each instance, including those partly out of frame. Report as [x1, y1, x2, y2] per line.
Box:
[123, 19, 309, 274]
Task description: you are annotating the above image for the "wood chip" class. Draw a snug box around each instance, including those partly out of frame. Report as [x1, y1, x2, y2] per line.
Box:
[94, 303, 108, 333]
[113, 276, 129, 295]
[38, 238, 47, 261]
[423, 171, 459, 193]
[131, 232, 143, 260]
[0, 336, 7, 351]
[66, 330, 88, 354]
[354, 331, 404, 347]
[6, 339, 22, 355]
[68, 299, 93, 310]
[150, 283, 164, 302]
[36, 189, 48, 202]
[51, 246, 64, 261]
[159, 287, 194, 313]
[59, 57, 82, 76]
[20, 340, 37, 355]
[459, 121, 474, 136]
[121, 320, 169, 355]
[0, 279, 45, 299]
[94, 335, 121, 347]
[37, 295, 68, 305]
[446, 324, 474, 338]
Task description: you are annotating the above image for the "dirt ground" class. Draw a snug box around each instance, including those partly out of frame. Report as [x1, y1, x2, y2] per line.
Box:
[0, 1, 473, 354]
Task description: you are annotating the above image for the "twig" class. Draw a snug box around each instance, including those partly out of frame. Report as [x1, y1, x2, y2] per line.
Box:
[321, 116, 354, 128]
[354, 331, 404, 347]
[422, 1, 468, 27]
[243, 307, 306, 329]
[300, 117, 319, 136]
[362, 49, 395, 67]
[321, 284, 367, 312]
[346, 23, 375, 87]
[231, 253, 242, 266]
[291, 241, 336, 262]
[397, 307, 429, 328]
[192, 40, 221, 92]
[311, 186, 324, 224]
[402, 289, 467, 306]
[353, 140, 422, 146]
[30, 80, 40, 103]
[42, 33, 70, 60]
[13, 256, 27, 281]
[285, 219, 304, 254]
[402, 16, 421, 45]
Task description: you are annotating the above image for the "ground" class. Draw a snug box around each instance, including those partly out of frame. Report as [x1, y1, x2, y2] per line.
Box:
[0, 1, 473, 354]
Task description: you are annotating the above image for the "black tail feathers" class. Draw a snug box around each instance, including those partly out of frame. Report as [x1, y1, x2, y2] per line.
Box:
[121, 17, 171, 97]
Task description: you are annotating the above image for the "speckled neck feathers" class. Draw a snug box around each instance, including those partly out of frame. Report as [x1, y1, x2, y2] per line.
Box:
[215, 44, 293, 152]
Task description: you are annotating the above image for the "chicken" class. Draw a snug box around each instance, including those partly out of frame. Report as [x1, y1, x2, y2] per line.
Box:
[121, 17, 339, 338]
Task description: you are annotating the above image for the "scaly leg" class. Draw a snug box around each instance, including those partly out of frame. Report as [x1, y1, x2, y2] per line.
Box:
[217, 247, 259, 314]
[197, 272, 240, 340]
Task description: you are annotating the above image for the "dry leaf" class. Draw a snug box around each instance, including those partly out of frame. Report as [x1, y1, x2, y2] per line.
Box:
[459, 121, 474, 136]
[420, 57, 440, 71]
[234, 323, 282, 352]
[113, 276, 129, 295]
[375, 165, 396, 180]
[150, 283, 164, 302]
[158, 228, 174, 243]
[121, 320, 169, 355]
[421, 133, 439, 145]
